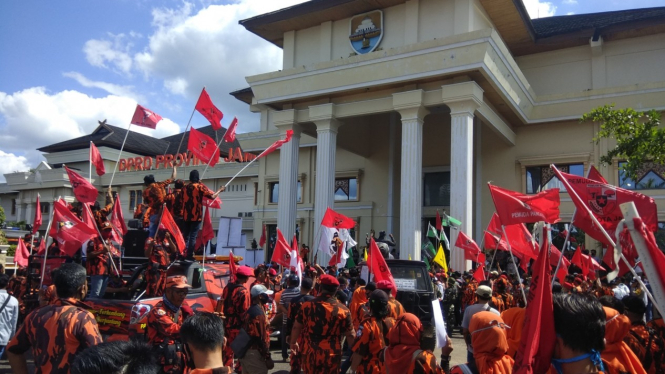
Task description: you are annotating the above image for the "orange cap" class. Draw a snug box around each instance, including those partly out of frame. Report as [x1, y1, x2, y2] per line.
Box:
[166, 275, 191, 289]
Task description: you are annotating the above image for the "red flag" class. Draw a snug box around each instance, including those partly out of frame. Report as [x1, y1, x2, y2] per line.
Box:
[321, 207, 355, 229]
[489, 184, 560, 225]
[195, 88, 223, 131]
[514, 226, 556, 373]
[49, 200, 97, 256]
[223, 117, 238, 143]
[435, 211, 442, 232]
[32, 195, 42, 235]
[36, 240, 46, 256]
[203, 196, 222, 209]
[131, 104, 162, 129]
[588, 165, 608, 184]
[271, 229, 292, 267]
[259, 225, 266, 248]
[484, 230, 508, 251]
[487, 213, 503, 236]
[571, 246, 589, 278]
[110, 196, 127, 236]
[201, 207, 215, 243]
[14, 239, 30, 267]
[552, 167, 658, 245]
[188, 127, 220, 167]
[65, 166, 99, 203]
[89, 142, 105, 176]
[632, 216, 665, 309]
[229, 249, 237, 283]
[369, 238, 397, 296]
[256, 130, 293, 160]
[550, 244, 570, 284]
[455, 231, 482, 262]
[473, 265, 486, 282]
[160, 208, 186, 254]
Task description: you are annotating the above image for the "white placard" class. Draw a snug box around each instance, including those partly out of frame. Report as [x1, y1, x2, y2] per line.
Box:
[431, 299, 448, 348]
[228, 218, 242, 247]
[394, 278, 417, 290]
[217, 217, 231, 247]
[360, 265, 369, 282]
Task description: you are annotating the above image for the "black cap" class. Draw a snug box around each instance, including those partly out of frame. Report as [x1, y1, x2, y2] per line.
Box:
[288, 274, 300, 284]
[301, 277, 313, 290]
[622, 295, 646, 315]
[365, 282, 376, 292]
[175, 179, 185, 189]
[369, 289, 389, 304]
[144, 174, 155, 185]
[189, 170, 200, 182]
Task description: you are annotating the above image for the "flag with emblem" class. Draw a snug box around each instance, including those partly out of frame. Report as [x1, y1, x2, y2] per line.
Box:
[64, 166, 98, 203]
[223, 117, 238, 143]
[188, 127, 220, 167]
[131, 104, 163, 129]
[489, 184, 560, 225]
[427, 223, 438, 238]
[49, 199, 97, 256]
[32, 194, 42, 235]
[369, 238, 397, 296]
[455, 231, 484, 263]
[200, 207, 215, 243]
[203, 196, 222, 209]
[321, 207, 355, 229]
[444, 213, 462, 227]
[271, 229, 291, 267]
[473, 265, 486, 282]
[159, 208, 186, 254]
[195, 87, 223, 130]
[89, 141, 106, 176]
[256, 130, 294, 160]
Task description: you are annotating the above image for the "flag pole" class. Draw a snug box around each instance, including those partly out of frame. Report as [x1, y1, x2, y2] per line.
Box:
[486, 233, 502, 271]
[174, 92, 202, 157]
[39, 197, 58, 288]
[202, 206, 208, 270]
[89, 141, 93, 184]
[500, 225, 528, 306]
[223, 153, 263, 188]
[551, 164, 664, 318]
[84, 204, 120, 277]
[109, 122, 132, 188]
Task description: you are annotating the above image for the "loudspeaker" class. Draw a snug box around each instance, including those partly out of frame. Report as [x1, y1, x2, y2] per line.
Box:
[123, 230, 149, 258]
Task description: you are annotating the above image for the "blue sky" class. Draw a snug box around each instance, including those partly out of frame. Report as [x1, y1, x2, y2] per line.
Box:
[1, 0, 664, 180]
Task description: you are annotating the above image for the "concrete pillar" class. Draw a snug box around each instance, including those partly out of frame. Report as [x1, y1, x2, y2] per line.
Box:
[274, 110, 301, 241]
[310, 103, 341, 266]
[393, 90, 429, 261]
[444, 83, 483, 271]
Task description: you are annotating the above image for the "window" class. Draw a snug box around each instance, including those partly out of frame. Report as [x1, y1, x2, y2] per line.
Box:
[335, 178, 358, 201]
[423, 172, 450, 207]
[11, 199, 16, 215]
[268, 181, 302, 203]
[129, 190, 143, 211]
[619, 161, 665, 190]
[40, 202, 49, 214]
[526, 164, 584, 194]
[254, 183, 258, 205]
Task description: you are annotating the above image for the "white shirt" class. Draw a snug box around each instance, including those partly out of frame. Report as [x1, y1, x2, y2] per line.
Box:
[461, 302, 500, 353]
[0, 290, 19, 346]
[613, 284, 630, 300]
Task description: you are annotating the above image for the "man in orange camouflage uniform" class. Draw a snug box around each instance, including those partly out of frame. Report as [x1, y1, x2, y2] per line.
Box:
[222, 265, 252, 371]
[7, 263, 102, 374]
[290, 274, 355, 374]
[492, 276, 515, 313]
[240, 284, 275, 373]
[288, 277, 315, 374]
[351, 290, 395, 374]
[181, 170, 223, 260]
[90, 187, 114, 230]
[353, 282, 376, 328]
[165, 179, 185, 232]
[143, 167, 176, 238]
[377, 280, 405, 320]
[145, 230, 177, 297]
[146, 275, 194, 374]
[622, 295, 664, 374]
[462, 277, 478, 311]
[87, 222, 119, 298]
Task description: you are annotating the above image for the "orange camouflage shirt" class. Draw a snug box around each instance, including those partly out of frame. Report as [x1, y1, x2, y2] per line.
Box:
[222, 282, 250, 329]
[387, 298, 405, 320]
[296, 296, 354, 373]
[182, 182, 214, 222]
[143, 179, 172, 211]
[92, 203, 113, 229]
[86, 237, 118, 276]
[245, 304, 271, 359]
[409, 351, 445, 374]
[352, 316, 394, 374]
[624, 323, 664, 374]
[7, 298, 103, 374]
[165, 189, 184, 218]
[189, 368, 233, 374]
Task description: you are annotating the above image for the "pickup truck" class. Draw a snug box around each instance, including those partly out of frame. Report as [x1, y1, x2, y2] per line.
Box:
[86, 261, 235, 341]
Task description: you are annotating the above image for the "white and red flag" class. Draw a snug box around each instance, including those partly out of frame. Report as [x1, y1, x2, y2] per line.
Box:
[131, 104, 163, 129]
[49, 199, 97, 256]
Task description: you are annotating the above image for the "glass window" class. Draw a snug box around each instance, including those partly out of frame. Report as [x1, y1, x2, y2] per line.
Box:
[129, 191, 136, 210]
[619, 161, 665, 190]
[11, 199, 16, 215]
[39, 202, 49, 214]
[423, 172, 450, 207]
[526, 164, 584, 194]
[335, 178, 358, 201]
[269, 182, 302, 203]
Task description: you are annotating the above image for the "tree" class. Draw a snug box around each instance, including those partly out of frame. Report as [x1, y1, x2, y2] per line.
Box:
[582, 105, 664, 180]
[0, 206, 6, 245]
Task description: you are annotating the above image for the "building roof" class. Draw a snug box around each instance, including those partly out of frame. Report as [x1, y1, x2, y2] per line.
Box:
[240, 0, 665, 56]
[38, 120, 241, 158]
[229, 87, 254, 105]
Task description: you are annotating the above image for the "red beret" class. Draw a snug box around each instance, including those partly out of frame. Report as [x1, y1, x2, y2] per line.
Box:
[269, 268, 277, 276]
[320, 274, 339, 287]
[376, 280, 394, 291]
[236, 266, 253, 277]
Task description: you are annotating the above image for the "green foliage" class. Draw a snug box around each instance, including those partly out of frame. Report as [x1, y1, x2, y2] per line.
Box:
[7, 245, 16, 257]
[5, 221, 26, 230]
[582, 104, 664, 180]
[0, 206, 5, 227]
[0, 231, 7, 246]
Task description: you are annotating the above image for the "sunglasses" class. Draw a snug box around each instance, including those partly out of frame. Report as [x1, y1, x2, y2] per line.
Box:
[172, 288, 189, 296]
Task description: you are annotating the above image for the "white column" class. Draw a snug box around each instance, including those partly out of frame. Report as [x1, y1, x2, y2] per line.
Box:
[446, 99, 481, 272]
[393, 90, 429, 261]
[274, 110, 300, 241]
[311, 103, 341, 266]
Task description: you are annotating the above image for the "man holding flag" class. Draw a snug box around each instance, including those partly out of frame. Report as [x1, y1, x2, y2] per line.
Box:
[182, 170, 225, 260]
[87, 222, 119, 298]
[144, 167, 177, 238]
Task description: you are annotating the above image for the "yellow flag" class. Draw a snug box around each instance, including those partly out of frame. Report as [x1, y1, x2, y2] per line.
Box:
[433, 243, 448, 273]
[363, 247, 368, 261]
[408, 253, 412, 261]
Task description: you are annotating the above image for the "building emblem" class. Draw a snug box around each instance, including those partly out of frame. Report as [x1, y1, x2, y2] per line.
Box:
[349, 10, 383, 55]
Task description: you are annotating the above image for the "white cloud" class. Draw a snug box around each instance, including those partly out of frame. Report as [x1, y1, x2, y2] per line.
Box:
[63, 71, 144, 102]
[563, 0, 577, 4]
[0, 151, 31, 178]
[83, 33, 139, 75]
[523, 0, 557, 19]
[0, 87, 181, 175]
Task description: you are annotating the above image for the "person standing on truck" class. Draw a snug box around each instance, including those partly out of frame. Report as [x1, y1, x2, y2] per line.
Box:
[287, 277, 315, 374]
[146, 275, 194, 374]
[376, 280, 405, 320]
[7, 263, 103, 374]
[87, 222, 119, 298]
[90, 187, 114, 230]
[180, 312, 232, 373]
[240, 285, 275, 374]
[143, 167, 177, 238]
[182, 170, 224, 260]
[290, 274, 355, 374]
[222, 265, 252, 372]
[165, 179, 185, 232]
[350, 289, 395, 374]
[145, 230, 177, 297]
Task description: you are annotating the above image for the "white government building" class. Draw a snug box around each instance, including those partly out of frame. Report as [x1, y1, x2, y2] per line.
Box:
[3, 0, 665, 270]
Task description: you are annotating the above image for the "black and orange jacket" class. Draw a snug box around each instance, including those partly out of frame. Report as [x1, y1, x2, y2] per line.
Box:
[143, 179, 172, 212]
[182, 182, 214, 222]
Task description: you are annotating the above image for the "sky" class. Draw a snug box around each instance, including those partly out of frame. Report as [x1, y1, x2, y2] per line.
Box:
[1, 0, 664, 181]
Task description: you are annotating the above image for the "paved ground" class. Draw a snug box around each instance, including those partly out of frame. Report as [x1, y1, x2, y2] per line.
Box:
[0, 329, 467, 373]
